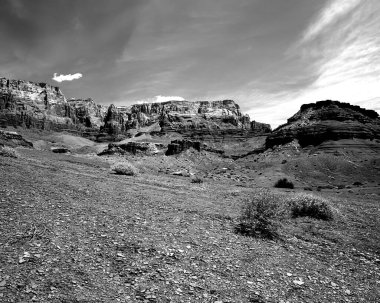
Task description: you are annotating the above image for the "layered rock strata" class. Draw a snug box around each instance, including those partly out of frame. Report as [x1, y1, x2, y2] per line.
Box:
[0, 130, 33, 148]
[0, 77, 106, 134]
[266, 100, 380, 148]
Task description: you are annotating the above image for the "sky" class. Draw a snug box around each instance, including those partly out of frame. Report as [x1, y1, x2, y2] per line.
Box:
[0, 0, 379, 127]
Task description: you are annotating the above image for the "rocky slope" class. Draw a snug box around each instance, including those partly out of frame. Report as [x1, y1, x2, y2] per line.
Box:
[266, 100, 380, 148]
[0, 77, 270, 142]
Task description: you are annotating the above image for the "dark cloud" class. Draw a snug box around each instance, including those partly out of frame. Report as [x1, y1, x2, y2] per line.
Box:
[0, 0, 148, 80]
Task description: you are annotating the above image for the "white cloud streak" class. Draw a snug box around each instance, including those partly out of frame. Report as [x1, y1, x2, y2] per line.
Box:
[136, 95, 185, 104]
[258, 0, 380, 128]
[299, 0, 361, 44]
[52, 72, 83, 82]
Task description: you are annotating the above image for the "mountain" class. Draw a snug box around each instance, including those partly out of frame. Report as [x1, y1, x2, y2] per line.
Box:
[0, 77, 271, 141]
[266, 100, 380, 149]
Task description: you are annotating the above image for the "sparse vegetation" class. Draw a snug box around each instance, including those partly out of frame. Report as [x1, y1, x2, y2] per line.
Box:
[274, 178, 294, 189]
[111, 162, 139, 176]
[236, 190, 287, 239]
[191, 176, 204, 183]
[236, 190, 335, 240]
[289, 193, 334, 221]
[0, 146, 17, 158]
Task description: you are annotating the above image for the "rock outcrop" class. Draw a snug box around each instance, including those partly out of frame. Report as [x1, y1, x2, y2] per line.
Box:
[0, 130, 33, 148]
[266, 100, 380, 148]
[165, 140, 202, 156]
[99, 142, 164, 156]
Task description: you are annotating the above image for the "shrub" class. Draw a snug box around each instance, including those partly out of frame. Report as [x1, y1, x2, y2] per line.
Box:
[236, 190, 287, 239]
[0, 146, 17, 158]
[289, 194, 333, 221]
[111, 162, 139, 176]
[274, 178, 294, 189]
[191, 176, 204, 184]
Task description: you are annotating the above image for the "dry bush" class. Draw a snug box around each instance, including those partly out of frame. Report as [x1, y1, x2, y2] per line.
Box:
[289, 194, 334, 221]
[0, 146, 17, 158]
[111, 162, 139, 176]
[236, 190, 334, 240]
[274, 178, 294, 189]
[236, 190, 288, 239]
[191, 176, 204, 183]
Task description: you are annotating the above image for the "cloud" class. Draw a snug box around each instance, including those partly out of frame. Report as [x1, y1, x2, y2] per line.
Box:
[136, 95, 185, 104]
[299, 0, 361, 44]
[52, 72, 83, 82]
[155, 95, 185, 102]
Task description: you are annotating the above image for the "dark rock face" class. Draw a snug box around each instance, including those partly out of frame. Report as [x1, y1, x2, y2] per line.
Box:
[67, 98, 107, 129]
[0, 130, 33, 148]
[166, 140, 202, 156]
[98, 142, 164, 156]
[51, 147, 70, 153]
[266, 100, 380, 148]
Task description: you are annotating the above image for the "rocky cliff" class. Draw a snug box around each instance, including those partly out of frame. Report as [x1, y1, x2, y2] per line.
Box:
[266, 100, 380, 148]
[0, 76, 270, 141]
[102, 100, 271, 140]
[0, 77, 106, 133]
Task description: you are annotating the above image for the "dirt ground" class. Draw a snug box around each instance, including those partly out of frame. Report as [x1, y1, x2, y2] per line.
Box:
[0, 133, 379, 302]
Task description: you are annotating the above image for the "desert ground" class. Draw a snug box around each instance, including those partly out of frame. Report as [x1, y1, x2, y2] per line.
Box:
[1, 129, 379, 303]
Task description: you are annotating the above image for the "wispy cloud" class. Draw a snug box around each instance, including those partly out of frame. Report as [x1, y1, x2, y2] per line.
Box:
[52, 72, 83, 83]
[261, 0, 380, 128]
[299, 0, 361, 45]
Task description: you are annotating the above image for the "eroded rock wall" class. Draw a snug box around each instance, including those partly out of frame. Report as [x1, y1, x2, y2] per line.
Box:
[266, 100, 380, 148]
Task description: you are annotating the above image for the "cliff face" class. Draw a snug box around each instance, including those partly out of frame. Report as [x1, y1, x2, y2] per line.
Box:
[101, 100, 267, 135]
[266, 100, 380, 148]
[0, 76, 271, 141]
[0, 77, 109, 134]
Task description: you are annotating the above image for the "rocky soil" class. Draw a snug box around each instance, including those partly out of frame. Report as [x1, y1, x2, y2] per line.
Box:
[0, 129, 379, 302]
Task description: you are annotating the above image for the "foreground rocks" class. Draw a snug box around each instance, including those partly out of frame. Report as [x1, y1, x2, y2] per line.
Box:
[266, 100, 380, 148]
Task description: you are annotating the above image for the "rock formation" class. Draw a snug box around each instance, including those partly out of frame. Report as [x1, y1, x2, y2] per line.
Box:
[0, 77, 106, 134]
[266, 100, 380, 148]
[102, 100, 271, 141]
[166, 140, 202, 156]
[0, 76, 270, 142]
[0, 130, 33, 148]
[98, 142, 164, 156]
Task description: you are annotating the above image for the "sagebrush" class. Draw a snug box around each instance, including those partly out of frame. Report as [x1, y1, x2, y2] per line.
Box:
[191, 176, 204, 183]
[111, 162, 139, 176]
[289, 194, 334, 221]
[0, 146, 17, 158]
[236, 190, 287, 239]
[236, 191, 334, 240]
[274, 178, 294, 189]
